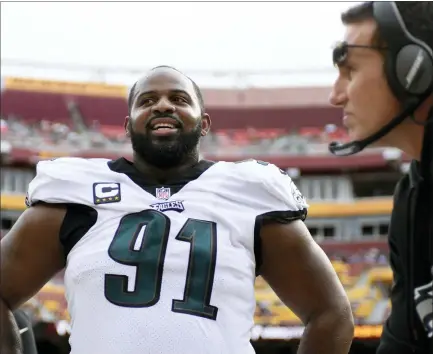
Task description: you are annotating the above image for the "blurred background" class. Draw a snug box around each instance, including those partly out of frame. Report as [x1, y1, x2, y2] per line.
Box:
[1, 2, 407, 353]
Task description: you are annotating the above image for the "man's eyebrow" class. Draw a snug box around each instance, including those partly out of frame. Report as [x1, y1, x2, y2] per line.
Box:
[136, 90, 157, 98]
[168, 89, 192, 99]
[136, 89, 191, 97]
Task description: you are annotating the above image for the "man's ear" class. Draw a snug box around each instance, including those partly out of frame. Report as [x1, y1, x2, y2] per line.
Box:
[200, 113, 211, 136]
[124, 117, 131, 137]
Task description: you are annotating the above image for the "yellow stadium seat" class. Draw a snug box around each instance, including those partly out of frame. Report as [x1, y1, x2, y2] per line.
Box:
[367, 267, 393, 283]
[255, 291, 278, 303]
[43, 300, 60, 312]
[347, 286, 370, 300]
[269, 305, 300, 325]
[354, 299, 376, 319]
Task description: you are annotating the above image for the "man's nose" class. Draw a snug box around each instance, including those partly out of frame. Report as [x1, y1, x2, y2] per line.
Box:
[329, 78, 347, 107]
[152, 97, 176, 114]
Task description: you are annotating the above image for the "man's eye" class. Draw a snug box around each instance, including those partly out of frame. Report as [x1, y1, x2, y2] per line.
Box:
[172, 96, 187, 103]
[141, 98, 154, 105]
[332, 42, 348, 67]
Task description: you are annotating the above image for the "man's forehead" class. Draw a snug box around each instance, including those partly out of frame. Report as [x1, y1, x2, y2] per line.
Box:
[344, 19, 377, 47]
[135, 68, 194, 94]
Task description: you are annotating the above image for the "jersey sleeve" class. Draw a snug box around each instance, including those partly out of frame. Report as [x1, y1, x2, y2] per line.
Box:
[26, 158, 94, 207]
[232, 160, 309, 275]
[26, 158, 100, 257]
[259, 162, 308, 221]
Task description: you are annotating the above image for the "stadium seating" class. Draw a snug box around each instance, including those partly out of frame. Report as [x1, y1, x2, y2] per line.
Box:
[1, 83, 350, 157]
[70, 95, 127, 126]
[253, 248, 392, 327]
[1, 90, 70, 124]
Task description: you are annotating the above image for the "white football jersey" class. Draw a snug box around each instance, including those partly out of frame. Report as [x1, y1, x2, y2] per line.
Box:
[27, 157, 308, 354]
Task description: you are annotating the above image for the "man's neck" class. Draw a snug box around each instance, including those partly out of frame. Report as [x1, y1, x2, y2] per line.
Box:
[386, 97, 433, 161]
[132, 152, 200, 184]
[390, 124, 425, 161]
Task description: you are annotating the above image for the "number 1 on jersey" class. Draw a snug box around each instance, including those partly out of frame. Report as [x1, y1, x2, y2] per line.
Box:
[105, 210, 219, 320]
[172, 219, 218, 319]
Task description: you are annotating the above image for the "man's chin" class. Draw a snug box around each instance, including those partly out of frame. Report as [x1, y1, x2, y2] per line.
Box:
[147, 133, 181, 145]
[348, 129, 389, 149]
[148, 139, 180, 153]
[348, 128, 368, 143]
[135, 147, 183, 168]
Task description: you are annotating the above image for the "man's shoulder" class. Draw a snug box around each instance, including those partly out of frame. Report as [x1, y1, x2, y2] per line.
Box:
[27, 157, 118, 207]
[215, 159, 308, 215]
[393, 163, 415, 202]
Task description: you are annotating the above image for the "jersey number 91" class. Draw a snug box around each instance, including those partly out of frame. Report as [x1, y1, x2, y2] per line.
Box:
[104, 209, 219, 320]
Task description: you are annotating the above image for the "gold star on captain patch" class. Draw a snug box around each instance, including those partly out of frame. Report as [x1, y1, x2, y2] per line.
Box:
[96, 199, 100, 203]
[115, 196, 119, 200]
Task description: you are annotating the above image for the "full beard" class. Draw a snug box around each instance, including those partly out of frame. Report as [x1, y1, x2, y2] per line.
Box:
[129, 120, 202, 169]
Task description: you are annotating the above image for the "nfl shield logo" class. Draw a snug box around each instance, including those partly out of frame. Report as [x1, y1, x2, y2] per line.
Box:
[156, 187, 171, 200]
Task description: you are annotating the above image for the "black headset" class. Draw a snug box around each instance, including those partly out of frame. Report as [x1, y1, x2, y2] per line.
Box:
[329, 1, 433, 156]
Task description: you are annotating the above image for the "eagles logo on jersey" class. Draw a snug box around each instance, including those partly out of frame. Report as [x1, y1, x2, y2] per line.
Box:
[24, 192, 31, 208]
[290, 180, 306, 206]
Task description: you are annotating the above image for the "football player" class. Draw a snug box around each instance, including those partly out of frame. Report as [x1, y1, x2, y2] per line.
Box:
[0, 66, 354, 354]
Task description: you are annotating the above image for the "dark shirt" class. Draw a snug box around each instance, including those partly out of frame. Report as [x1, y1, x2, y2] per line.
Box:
[377, 123, 433, 354]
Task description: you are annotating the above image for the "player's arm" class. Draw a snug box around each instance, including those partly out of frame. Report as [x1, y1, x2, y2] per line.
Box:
[0, 203, 66, 354]
[259, 220, 354, 354]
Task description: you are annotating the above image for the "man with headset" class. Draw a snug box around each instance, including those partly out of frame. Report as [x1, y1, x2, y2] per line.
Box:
[329, 2, 432, 354]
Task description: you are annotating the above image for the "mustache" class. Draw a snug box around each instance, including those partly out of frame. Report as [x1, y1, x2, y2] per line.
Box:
[146, 113, 183, 128]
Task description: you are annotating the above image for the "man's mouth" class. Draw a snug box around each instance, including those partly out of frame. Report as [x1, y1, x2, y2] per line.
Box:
[149, 118, 181, 136]
[152, 123, 177, 130]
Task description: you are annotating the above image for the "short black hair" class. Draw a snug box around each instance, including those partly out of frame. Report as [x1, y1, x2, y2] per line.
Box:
[341, 2, 433, 50]
[127, 65, 205, 116]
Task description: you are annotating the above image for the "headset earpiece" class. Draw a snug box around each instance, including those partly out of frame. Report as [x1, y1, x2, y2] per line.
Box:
[395, 45, 433, 95]
[373, 2, 433, 99]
